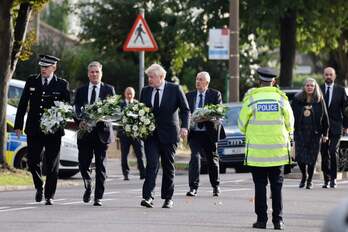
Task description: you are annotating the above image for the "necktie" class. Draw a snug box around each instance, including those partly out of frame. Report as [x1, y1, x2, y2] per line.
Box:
[154, 88, 160, 114]
[43, 78, 48, 88]
[325, 86, 330, 107]
[198, 93, 204, 128]
[90, 85, 96, 104]
[198, 93, 203, 108]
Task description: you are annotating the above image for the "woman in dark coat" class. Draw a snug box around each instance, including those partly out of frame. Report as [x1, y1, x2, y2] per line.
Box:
[291, 78, 329, 189]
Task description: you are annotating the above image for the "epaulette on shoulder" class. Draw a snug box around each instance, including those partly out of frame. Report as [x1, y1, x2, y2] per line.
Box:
[242, 87, 256, 101]
[275, 88, 289, 100]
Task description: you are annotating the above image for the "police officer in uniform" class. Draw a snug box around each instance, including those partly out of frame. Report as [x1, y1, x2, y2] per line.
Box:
[238, 67, 294, 230]
[14, 55, 70, 205]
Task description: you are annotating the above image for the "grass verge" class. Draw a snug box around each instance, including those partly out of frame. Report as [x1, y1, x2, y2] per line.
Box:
[0, 168, 33, 186]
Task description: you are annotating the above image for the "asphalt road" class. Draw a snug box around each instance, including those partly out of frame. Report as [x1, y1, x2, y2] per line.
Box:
[0, 159, 347, 232]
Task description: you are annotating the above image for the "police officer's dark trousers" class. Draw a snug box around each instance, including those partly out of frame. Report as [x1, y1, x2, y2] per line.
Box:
[27, 134, 61, 199]
[251, 166, 283, 223]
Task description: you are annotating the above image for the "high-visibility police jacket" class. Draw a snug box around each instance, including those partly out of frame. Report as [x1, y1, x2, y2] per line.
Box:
[238, 86, 294, 167]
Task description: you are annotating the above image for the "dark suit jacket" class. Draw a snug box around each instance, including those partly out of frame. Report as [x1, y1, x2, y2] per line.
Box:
[140, 81, 190, 144]
[74, 82, 116, 144]
[14, 74, 70, 137]
[186, 88, 226, 142]
[320, 84, 348, 135]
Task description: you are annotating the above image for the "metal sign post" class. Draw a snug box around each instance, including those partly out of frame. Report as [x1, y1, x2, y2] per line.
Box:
[123, 9, 158, 96]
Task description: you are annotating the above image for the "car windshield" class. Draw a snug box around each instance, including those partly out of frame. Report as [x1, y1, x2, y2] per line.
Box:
[222, 105, 242, 128]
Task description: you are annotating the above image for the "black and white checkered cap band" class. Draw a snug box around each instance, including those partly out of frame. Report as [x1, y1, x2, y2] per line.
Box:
[259, 75, 275, 82]
[38, 57, 57, 66]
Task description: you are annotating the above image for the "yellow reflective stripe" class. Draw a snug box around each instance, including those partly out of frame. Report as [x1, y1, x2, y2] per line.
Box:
[247, 154, 289, 163]
[248, 143, 288, 149]
[249, 119, 283, 125]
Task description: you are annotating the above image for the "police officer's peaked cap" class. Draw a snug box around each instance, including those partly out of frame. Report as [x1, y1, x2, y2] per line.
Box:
[257, 67, 277, 82]
[38, 54, 60, 67]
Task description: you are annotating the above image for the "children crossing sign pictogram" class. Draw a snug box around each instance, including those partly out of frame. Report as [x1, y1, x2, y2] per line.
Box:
[123, 14, 158, 52]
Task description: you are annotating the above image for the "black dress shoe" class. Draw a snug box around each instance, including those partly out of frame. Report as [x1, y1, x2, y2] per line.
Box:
[83, 189, 91, 203]
[330, 179, 337, 188]
[162, 199, 173, 208]
[123, 175, 129, 181]
[186, 189, 197, 197]
[93, 199, 102, 206]
[140, 198, 154, 208]
[252, 221, 267, 229]
[273, 221, 284, 230]
[322, 181, 329, 188]
[45, 198, 53, 205]
[35, 190, 43, 202]
[213, 186, 220, 197]
[299, 178, 306, 188]
[306, 181, 313, 189]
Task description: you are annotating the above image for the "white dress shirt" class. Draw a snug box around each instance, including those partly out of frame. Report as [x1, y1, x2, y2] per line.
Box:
[194, 90, 207, 131]
[41, 74, 53, 86]
[324, 83, 333, 107]
[195, 90, 207, 110]
[88, 82, 101, 104]
[151, 82, 165, 107]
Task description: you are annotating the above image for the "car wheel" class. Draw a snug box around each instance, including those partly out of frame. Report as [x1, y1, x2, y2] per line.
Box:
[14, 148, 29, 170]
[59, 170, 80, 179]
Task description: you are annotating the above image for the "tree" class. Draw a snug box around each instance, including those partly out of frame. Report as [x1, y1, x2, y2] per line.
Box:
[0, 0, 48, 167]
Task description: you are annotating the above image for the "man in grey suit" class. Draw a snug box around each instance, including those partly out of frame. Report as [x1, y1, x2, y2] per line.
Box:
[186, 71, 225, 197]
[140, 64, 190, 208]
[320, 67, 348, 188]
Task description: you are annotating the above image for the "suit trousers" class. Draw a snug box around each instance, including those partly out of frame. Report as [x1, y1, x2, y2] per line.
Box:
[27, 134, 61, 199]
[321, 135, 340, 180]
[77, 133, 108, 200]
[188, 131, 220, 190]
[119, 135, 145, 178]
[250, 166, 283, 223]
[142, 134, 177, 200]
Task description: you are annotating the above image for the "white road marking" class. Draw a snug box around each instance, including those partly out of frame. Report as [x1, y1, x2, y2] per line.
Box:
[61, 201, 83, 205]
[0, 207, 36, 212]
[0, 207, 10, 210]
[104, 191, 120, 195]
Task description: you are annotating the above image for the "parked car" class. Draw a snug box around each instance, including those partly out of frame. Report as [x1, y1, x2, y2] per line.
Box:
[216, 103, 246, 173]
[6, 79, 80, 178]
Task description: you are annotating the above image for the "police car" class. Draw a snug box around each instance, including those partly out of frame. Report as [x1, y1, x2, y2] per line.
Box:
[6, 79, 80, 178]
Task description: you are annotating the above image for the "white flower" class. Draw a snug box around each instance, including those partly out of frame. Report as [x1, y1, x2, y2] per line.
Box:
[125, 125, 131, 132]
[139, 110, 145, 116]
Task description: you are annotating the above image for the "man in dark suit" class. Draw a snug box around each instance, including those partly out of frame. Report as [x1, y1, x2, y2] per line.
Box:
[186, 71, 225, 197]
[140, 64, 190, 208]
[117, 87, 145, 181]
[320, 67, 348, 188]
[14, 55, 70, 205]
[74, 61, 116, 206]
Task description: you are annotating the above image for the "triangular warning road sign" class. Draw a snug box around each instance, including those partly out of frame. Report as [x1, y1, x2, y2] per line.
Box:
[123, 14, 158, 52]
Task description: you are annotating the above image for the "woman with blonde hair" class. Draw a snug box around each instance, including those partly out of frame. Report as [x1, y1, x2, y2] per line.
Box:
[291, 78, 329, 189]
